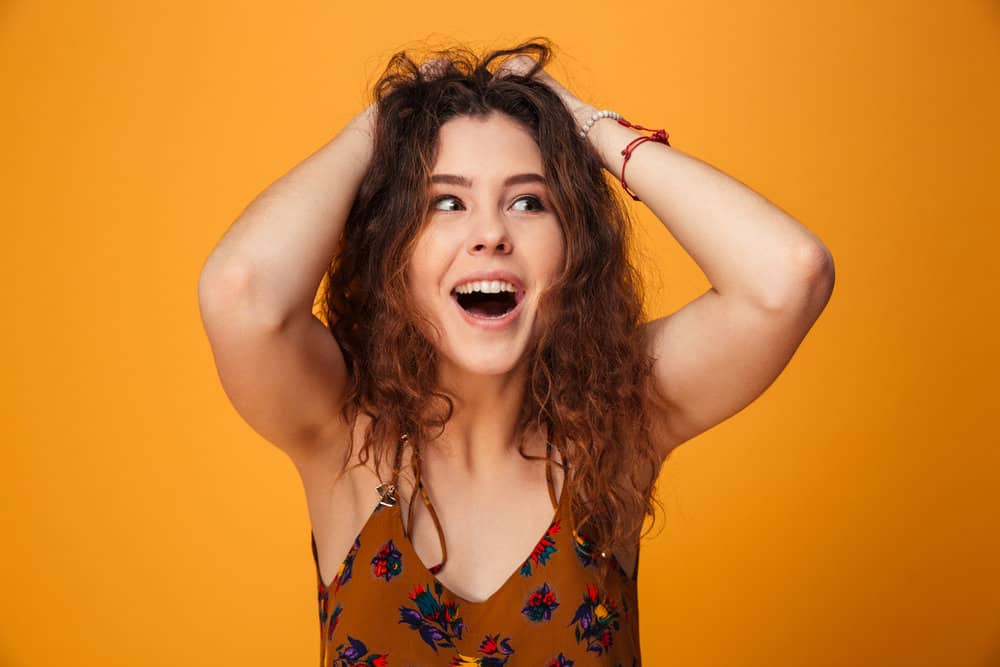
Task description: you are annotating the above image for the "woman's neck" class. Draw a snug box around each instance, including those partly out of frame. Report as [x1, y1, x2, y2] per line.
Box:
[427, 360, 537, 475]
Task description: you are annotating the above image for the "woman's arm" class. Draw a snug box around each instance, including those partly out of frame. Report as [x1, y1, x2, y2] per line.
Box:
[585, 117, 831, 308]
[587, 116, 835, 456]
[583, 99, 835, 458]
[500, 56, 830, 303]
[199, 103, 376, 328]
[197, 104, 376, 468]
[503, 57, 835, 458]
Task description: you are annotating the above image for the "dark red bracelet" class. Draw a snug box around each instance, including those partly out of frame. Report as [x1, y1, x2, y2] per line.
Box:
[579, 110, 671, 202]
[616, 119, 670, 202]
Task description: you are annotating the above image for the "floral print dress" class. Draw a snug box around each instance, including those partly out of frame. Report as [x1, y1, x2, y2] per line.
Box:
[310, 433, 641, 666]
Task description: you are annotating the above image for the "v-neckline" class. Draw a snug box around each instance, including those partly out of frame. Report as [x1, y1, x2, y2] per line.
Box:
[390, 474, 568, 607]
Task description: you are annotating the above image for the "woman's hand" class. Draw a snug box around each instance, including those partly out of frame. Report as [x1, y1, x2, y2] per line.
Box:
[419, 57, 451, 80]
[495, 55, 599, 132]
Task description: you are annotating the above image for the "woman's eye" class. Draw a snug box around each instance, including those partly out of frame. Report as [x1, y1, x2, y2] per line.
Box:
[430, 194, 546, 213]
[431, 195, 462, 211]
[512, 195, 545, 212]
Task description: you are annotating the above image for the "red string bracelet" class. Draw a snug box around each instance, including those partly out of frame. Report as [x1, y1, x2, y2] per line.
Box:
[579, 110, 671, 202]
[616, 119, 670, 201]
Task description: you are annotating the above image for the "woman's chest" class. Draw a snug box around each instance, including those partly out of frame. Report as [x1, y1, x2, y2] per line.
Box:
[403, 488, 564, 602]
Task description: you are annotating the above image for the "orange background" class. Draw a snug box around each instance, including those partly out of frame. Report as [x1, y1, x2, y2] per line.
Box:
[3, 1, 998, 665]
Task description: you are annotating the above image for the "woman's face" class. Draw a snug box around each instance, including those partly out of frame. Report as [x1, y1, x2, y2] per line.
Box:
[407, 111, 565, 378]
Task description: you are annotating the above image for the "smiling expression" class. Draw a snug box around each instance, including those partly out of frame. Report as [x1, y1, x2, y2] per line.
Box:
[406, 111, 566, 378]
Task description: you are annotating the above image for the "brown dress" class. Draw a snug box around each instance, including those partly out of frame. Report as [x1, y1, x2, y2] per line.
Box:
[310, 430, 641, 666]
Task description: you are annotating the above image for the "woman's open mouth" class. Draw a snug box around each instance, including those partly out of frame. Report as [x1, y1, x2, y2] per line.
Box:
[450, 279, 525, 330]
[453, 289, 519, 318]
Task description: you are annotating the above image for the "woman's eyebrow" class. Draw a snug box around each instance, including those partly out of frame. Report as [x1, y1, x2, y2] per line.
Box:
[429, 173, 547, 187]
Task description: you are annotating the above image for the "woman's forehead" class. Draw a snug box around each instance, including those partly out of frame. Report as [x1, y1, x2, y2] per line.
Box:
[431, 114, 544, 177]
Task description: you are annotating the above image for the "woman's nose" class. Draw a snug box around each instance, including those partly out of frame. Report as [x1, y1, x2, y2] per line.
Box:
[467, 212, 513, 255]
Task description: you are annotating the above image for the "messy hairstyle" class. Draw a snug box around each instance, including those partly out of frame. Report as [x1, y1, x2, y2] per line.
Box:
[319, 37, 668, 588]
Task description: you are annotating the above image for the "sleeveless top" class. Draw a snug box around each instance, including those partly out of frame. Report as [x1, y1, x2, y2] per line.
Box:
[310, 427, 641, 666]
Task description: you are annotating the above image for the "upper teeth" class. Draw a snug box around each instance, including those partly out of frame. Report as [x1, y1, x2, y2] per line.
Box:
[454, 280, 517, 295]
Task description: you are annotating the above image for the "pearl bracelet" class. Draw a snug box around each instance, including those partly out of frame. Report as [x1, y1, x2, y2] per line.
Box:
[579, 109, 621, 139]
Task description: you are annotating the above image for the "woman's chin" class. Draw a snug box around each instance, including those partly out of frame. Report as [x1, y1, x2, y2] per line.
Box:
[439, 348, 527, 379]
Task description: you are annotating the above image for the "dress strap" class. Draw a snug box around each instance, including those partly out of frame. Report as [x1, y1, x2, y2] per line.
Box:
[376, 433, 406, 508]
[544, 420, 563, 511]
[406, 438, 449, 574]
[309, 530, 321, 575]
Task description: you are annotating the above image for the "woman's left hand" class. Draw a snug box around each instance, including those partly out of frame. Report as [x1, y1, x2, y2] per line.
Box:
[495, 55, 599, 132]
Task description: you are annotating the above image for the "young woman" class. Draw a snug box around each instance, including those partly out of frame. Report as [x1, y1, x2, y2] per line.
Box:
[198, 39, 834, 666]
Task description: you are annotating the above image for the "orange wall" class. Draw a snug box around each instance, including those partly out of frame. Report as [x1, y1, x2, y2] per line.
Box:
[2, 1, 997, 665]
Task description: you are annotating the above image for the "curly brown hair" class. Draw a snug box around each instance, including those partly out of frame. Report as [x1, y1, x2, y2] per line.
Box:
[318, 36, 668, 588]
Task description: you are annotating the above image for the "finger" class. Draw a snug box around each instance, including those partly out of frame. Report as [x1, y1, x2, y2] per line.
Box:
[419, 57, 450, 79]
[497, 55, 537, 79]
